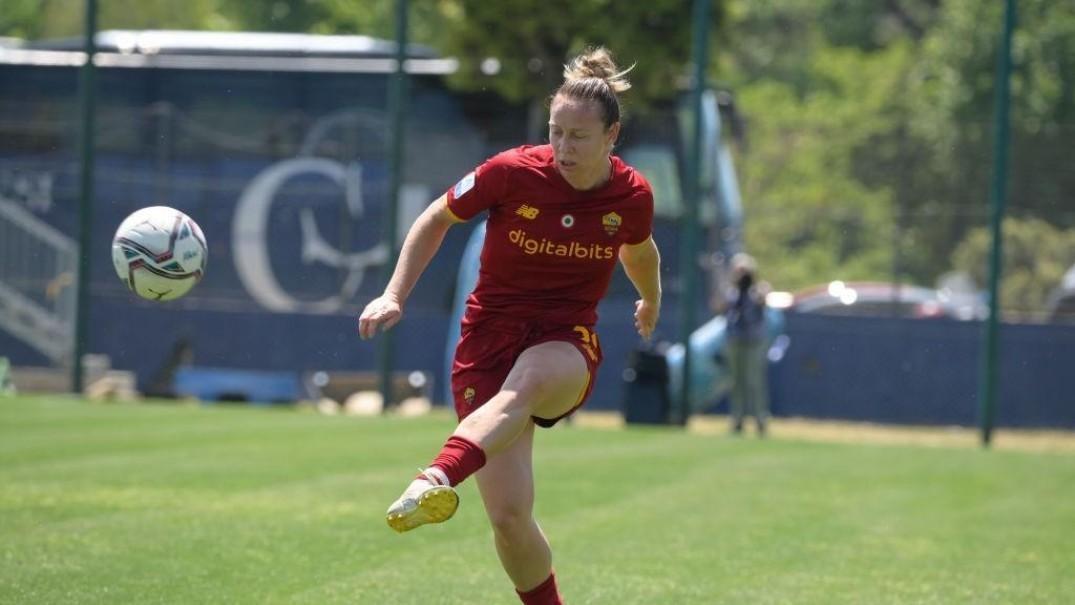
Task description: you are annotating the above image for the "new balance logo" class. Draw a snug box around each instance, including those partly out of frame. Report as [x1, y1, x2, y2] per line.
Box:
[516, 205, 540, 220]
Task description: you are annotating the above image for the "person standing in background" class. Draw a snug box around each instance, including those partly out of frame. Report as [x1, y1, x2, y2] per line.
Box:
[721, 253, 770, 436]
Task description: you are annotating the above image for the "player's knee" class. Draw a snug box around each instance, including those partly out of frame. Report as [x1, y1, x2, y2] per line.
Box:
[486, 502, 533, 538]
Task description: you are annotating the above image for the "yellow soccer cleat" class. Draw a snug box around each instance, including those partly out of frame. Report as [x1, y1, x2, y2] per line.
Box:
[386, 471, 459, 533]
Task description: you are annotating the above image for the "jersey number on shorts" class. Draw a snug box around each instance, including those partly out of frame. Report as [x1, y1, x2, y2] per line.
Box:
[573, 326, 600, 362]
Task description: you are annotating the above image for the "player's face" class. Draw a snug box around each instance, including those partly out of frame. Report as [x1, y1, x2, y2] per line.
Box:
[549, 96, 620, 190]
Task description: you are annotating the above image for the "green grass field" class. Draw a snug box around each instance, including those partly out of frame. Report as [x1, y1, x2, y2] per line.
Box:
[2, 395, 1073, 604]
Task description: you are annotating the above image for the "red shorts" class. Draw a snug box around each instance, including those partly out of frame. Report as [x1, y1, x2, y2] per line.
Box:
[450, 315, 603, 428]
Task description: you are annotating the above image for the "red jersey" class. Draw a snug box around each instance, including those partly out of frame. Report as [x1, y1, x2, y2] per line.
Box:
[446, 144, 654, 326]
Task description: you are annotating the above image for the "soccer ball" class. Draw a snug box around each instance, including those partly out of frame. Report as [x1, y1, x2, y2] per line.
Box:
[111, 206, 207, 301]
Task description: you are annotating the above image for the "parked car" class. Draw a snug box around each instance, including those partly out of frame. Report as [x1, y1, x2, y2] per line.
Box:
[1046, 264, 1075, 323]
[775, 281, 966, 319]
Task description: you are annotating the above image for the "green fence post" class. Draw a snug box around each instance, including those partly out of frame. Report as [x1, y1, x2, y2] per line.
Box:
[676, 0, 712, 425]
[979, 0, 1017, 447]
[72, 0, 97, 395]
[379, 0, 409, 412]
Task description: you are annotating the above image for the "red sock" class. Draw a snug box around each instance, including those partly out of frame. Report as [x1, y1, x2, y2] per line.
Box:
[427, 435, 486, 487]
[516, 572, 562, 605]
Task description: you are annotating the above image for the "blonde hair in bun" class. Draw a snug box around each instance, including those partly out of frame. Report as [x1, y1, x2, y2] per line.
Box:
[555, 46, 634, 129]
[562, 46, 634, 93]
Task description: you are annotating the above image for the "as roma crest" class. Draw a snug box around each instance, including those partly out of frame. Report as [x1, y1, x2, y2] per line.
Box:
[602, 212, 622, 236]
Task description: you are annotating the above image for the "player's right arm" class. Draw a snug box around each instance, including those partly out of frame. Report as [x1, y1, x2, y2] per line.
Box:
[358, 194, 463, 339]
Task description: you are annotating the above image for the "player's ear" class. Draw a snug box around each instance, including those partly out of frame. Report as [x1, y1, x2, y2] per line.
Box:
[606, 121, 621, 148]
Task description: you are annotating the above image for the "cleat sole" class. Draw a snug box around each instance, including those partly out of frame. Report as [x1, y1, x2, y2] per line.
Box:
[386, 485, 459, 533]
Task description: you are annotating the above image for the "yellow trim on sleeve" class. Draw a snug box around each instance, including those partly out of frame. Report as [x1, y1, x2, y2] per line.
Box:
[443, 202, 466, 223]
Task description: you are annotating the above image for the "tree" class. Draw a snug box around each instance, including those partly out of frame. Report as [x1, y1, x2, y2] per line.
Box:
[209, 0, 429, 36]
[0, 0, 222, 39]
[731, 43, 916, 291]
[0, 0, 50, 39]
[902, 0, 1075, 279]
[720, 0, 1074, 295]
[719, 0, 936, 290]
[423, 0, 726, 139]
[951, 218, 1075, 317]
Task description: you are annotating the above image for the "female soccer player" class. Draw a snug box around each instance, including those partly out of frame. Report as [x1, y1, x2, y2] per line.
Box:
[358, 46, 661, 605]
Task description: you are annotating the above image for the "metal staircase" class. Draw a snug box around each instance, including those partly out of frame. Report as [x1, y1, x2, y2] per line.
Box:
[0, 197, 77, 364]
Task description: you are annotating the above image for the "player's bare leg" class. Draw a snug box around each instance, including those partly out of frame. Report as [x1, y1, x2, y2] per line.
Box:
[455, 341, 590, 454]
[475, 422, 556, 592]
[386, 341, 588, 534]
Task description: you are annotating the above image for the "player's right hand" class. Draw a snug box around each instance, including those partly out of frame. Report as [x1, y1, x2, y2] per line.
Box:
[634, 298, 659, 342]
[358, 294, 402, 340]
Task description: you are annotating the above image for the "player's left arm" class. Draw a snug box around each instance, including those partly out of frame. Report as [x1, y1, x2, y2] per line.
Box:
[619, 236, 661, 340]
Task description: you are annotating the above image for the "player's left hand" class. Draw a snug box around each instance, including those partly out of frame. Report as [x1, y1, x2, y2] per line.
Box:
[634, 299, 659, 341]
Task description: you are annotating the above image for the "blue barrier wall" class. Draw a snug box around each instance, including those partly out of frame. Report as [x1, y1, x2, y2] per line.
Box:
[769, 313, 1075, 428]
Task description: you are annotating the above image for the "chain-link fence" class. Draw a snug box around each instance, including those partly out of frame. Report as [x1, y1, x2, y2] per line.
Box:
[0, 6, 1071, 420]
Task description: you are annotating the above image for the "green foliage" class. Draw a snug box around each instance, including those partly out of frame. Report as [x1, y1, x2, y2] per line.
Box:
[0, 0, 223, 38]
[427, 0, 725, 107]
[0, 0, 416, 39]
[903, 0, 1075, 271]
[207, 0, 446, 39]
[0, 0, 47, 39]
[731, 41, 917, 290]
[951, 217, 1075, 316]
[0, 1, 720, 110]
[818, 0, 937, 49]
[723, 0, 1073, 298]
[205, 0, 329, 33]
